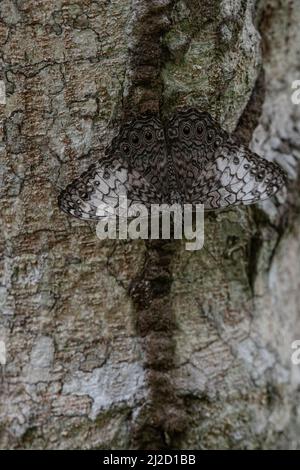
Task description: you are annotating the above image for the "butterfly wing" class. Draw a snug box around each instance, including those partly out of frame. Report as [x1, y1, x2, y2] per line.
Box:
[58, 159, 165, 221]
[192, 141, 286, 210]
[59, 109, 287, 219]
[166, 108, 229, 201]
[102, 115, 172, 200]
[58, 116, 169, 221]
[167, 108, 286, 209]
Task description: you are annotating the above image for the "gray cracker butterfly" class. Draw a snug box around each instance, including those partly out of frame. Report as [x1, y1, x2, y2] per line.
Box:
[58, 108, 286, 220]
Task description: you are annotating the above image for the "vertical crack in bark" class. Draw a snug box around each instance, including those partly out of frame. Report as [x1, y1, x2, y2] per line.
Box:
[122, 0, 174, 117]
[128, 240, 188, 449]
[121, 1, 188, 449]
[233, 69, 266, 146]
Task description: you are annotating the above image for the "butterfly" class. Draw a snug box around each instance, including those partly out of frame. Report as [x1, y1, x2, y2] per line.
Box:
[58, 108, 286, 220]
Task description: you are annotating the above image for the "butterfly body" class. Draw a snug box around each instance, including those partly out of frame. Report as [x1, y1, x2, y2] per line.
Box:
[58, 108, 286, 220]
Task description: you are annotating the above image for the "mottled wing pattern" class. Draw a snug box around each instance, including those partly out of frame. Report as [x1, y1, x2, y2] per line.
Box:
[190, 140, 286, 209]
[167, 108, 286, 209]
[59, 161, 120, 220]
[58, 116, 170, 220]
[59, 159, 166, 220]
[59, 108, 287, 221]
[102, 115, 171, 200]
[166, 108, 229, 202]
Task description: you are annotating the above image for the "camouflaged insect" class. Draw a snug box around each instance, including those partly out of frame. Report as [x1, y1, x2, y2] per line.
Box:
[58, 108, 286, 220]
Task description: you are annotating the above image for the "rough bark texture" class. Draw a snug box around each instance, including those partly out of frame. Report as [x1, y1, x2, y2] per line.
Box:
[0, 0, 300, 450]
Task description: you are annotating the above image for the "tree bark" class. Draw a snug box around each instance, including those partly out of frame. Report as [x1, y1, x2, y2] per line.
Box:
[0, 0, 300, 450]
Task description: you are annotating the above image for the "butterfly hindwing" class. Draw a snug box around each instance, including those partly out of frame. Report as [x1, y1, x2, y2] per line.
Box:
[166, 108, 229, 201]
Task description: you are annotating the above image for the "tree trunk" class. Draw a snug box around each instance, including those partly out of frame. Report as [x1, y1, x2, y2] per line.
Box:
[1, 0, 300, 450]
